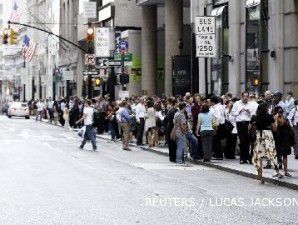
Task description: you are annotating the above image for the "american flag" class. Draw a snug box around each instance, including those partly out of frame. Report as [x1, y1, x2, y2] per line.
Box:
[10, 2, 21, 30]
[22, 35, 37, 62]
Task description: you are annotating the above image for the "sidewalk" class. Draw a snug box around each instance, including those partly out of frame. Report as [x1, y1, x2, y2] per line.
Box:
[32, 118, 298, 191]
[97, 133, 298, 191]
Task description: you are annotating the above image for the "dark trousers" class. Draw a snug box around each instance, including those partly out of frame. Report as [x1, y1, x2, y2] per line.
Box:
[97, 112, 106, 134]
[168, 139, 177, 162]
[294, 126, 298, 157]
[201, 130, 214, 160]
[224, 133, 237, 159]
[136, 118, 145, 145]
[81, 125, 97, 149]
[212, 132, 223, 159]
[236, 121, 250, 162]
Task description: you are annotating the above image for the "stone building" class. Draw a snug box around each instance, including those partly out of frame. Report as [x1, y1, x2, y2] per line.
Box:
[137, 0, 298, 97]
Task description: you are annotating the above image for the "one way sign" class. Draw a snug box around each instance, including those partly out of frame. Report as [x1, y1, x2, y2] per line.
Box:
[103, 60, 122, 67]
[85, 54, 96, 65]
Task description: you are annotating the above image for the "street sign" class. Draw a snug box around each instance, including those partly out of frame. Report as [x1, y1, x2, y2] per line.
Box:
[119, 41, 128, 54]
[85, 54, 96, 65]
[103, 60, 122, 67]
[82, 71, 98, 76]
[114, 53, 133, 62]
[195, 34, 216, 58]
[94, 27, 115, 58]
[63, 70, 74, 81]
[195, 16, 216, 58]
[83, 1, 97, 18]
[194, 17, 215, 35]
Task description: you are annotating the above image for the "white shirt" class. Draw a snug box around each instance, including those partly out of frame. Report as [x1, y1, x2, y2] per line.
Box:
[286, 97, 295, 114]
[210, 103, 225, 125]
[231, 100, 253, 122]
[249, 100, 259, 116]
[135, 103, 146, 121]
[288, 106, 298, 126]
[47, 100, 54, 109]
[225, 109, 237, 134]
[83, 106, 94, 125]
[37, 102, 44, 112]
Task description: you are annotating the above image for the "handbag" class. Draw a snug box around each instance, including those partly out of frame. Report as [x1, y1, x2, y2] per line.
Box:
[248, 122, 257, 143]
[224, 120, 234, 134]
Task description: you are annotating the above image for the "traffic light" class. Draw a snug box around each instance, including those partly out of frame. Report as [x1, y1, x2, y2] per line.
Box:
[120, 74, 129, 84]
[95, 78, 101, 87]
[253, 78, 259, 86]
[2, 29, 8, 44]
[87, 27, 94, 43]
[10, 29, 18, 45]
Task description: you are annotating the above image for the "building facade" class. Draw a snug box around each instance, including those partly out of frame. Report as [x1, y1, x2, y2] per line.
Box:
[137, 0, 298, 97]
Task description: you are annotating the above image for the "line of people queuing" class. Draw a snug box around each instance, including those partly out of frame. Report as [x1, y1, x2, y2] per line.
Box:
[28, 91, 298, 183]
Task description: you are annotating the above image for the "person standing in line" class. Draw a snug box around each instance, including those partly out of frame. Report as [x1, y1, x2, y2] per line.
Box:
[210, 96, 225, 160]
[164, 98, 178, 162]
[135, 98, 146, 146]
[47, 97, 54, 123]
[249, 94, 259, 116]
[232, 91, 254, 164]
[106, 102, 117, 141]
[197, 103, 215, 162]
[145, 100, 156, 148]
[76, 100, 97, 151]
[173, 102, 188, 164]
[63, 104, 70, 130]
[288, 100, 298, 160]
[275, 107, 293, 176]
[285, 91, 295, 116]
[250, 103, 283, 184]
[121, 101, 131, 151]
[224, 99, 237, 159]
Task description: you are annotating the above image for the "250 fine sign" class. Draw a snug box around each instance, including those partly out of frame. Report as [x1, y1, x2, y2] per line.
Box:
[196, 34, 216, 58]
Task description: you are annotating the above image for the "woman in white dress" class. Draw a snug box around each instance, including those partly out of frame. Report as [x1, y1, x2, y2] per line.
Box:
[145, 100, 156, 148]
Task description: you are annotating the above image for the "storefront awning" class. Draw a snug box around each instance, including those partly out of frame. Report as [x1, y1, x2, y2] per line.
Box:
[211, 5, 226, 17]
[246, 0, 261, 8]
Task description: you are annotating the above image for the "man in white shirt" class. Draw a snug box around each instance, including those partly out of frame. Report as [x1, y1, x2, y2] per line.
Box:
[288, 100, 298, 159]
[249, 94, 259, 116]
[210, 96, 225, 160]
[135, 98, 146, 145]
[285, 91, 295, 116]
[47, 97, 54, 123]
[232, 91, 253, 164]
[76, 100, 97, 151]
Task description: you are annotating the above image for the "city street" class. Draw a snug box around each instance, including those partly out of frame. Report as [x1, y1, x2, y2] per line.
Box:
[0, 115, 297, 225]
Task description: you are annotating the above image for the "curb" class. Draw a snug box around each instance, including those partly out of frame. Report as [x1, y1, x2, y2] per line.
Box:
[96, 135, 298, 191]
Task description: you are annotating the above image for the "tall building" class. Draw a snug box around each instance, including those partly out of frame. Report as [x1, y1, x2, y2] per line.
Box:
[137, 0, 298, 97]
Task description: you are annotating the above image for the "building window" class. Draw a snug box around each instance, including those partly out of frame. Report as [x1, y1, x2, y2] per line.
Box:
[211, 5, 229, 95]
[246, 0, 268, 93]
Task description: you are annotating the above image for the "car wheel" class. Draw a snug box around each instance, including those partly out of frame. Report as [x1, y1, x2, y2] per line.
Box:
[8, 115, 12, 118]
[25, 116, 30, 119]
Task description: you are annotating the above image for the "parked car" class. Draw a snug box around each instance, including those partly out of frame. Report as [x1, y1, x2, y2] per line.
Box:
[7, 102, 30, 119]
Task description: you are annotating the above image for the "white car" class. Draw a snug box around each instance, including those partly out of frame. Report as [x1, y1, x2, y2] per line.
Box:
[7, 102, 30, 119]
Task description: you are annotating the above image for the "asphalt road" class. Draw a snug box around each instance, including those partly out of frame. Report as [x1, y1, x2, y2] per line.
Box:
[0, 115, 297, 225]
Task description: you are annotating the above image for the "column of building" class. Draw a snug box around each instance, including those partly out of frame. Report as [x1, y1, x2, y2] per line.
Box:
[164, 0, 183, 97]
[141, 5, 157, 95]
[228, 0, 241, 96]
[268, 0, 284, 92]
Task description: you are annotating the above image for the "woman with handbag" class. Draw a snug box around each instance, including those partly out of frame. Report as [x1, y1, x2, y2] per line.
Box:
[274, 106, 293, 177]
[197, 103, 216, 162]
[250, 103, 282, 184]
